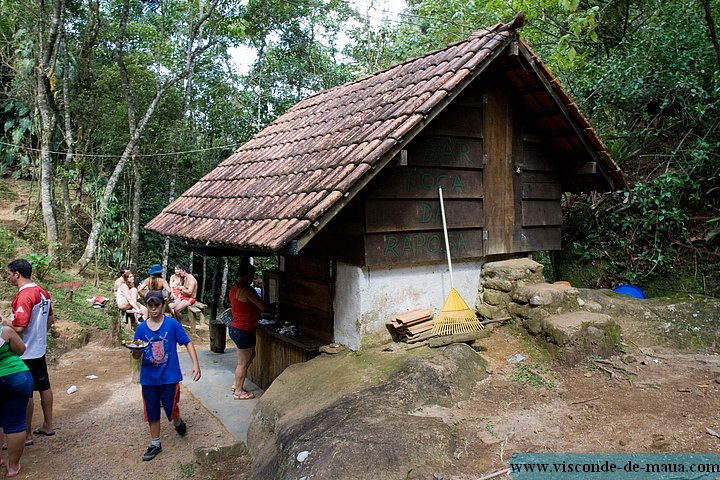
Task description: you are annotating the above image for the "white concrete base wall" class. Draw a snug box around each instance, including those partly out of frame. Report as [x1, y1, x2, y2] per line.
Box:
[334, 260, 484, 350]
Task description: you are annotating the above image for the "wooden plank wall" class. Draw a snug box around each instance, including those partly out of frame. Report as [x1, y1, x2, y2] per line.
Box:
[302, 78, 567, 266]
[278, 256, 334, 342]
[362, 100, 486, 266]
[300, 202, 366, 265]
[516, 140, 562, 250]
[248, 329, 319, 390]
[483, 83, 514, 255]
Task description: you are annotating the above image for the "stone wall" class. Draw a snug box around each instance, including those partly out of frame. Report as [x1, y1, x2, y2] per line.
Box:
[476, 258, 618, 362]
[475, 258, 546, 320]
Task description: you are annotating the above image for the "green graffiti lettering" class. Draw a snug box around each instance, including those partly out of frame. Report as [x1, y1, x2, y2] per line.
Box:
[457, 141, 474, 165]
[456, 232, 467, 252]
[435, 174, 448, 190]
[428, 234, 441, 253]
[402, 235, 413, 256]
[384, 235, 399, 257]
[421, 173, 435, 191]
[451, 174, 465, 192]
[420, 203, 433, 223]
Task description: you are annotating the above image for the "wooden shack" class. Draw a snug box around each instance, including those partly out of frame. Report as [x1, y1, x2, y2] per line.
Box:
[146, 14, 625, 389]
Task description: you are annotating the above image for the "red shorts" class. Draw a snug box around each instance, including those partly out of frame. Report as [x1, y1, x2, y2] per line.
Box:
[179, 296, 196, 305]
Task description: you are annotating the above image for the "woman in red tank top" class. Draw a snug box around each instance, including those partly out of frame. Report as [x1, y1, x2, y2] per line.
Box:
[227, 263, 271, 400]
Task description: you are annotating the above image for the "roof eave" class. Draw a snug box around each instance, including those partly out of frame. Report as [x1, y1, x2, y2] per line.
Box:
[517, 40, 626, 192]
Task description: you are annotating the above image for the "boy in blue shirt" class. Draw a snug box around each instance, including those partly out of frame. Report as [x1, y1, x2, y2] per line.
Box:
[132, 290, 201, 461]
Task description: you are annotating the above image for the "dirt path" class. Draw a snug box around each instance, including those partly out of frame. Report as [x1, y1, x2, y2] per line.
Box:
[439, 329, 720, 477]
[14, 341, 238, 480]
[9, 324, 720, 480]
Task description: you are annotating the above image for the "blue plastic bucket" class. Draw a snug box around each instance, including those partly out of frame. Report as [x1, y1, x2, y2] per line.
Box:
[612, 284, 647, 299]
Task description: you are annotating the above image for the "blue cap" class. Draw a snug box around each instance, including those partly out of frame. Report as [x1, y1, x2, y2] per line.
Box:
[147, 264, 163, 275]
[145, 290, 165, 305]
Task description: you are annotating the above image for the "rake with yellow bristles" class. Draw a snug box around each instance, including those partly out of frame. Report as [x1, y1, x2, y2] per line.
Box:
[431, 186, 483, 336]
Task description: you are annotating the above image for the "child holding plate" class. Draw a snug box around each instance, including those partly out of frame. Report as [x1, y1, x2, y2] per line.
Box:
[130, 290, 201, 461]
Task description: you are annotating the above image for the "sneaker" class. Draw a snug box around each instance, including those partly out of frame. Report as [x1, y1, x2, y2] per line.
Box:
[174, 419, 187, 437]
[142, 444, 162, 461]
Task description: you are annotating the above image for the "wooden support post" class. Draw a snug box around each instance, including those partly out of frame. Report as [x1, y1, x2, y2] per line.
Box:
[187, 302, 207, 336]
[209, 256, 226, 353]
[111, 312, 122, 345]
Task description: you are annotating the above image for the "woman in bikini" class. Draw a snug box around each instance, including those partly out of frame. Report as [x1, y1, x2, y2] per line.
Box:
[228, 263, 271, 400]
[138, 264, 173, 300]
[114, 268, 147, 326]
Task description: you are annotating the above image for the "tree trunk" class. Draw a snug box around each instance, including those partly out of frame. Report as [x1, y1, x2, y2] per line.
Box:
[37, 0, 64, 262]
[129, 153, 141, 272]
[39, 126, 58, 261]
[74, 0, 100, 170]
[61, 31, 75, 252]
[72, 0, 222, 273]
[219, 257, 228, 307]
[209, 256, 226, 353]
[700, 0, 720, 67]
[199, 255, 207, 300]
[161, 159, 178, 274]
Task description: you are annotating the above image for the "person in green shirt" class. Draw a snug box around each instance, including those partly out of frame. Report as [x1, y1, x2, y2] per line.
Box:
[0, 324, 33, 477]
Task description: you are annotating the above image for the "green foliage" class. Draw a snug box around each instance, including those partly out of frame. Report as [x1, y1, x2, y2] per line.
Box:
[45, 331, 57, 363]
[0, 228, 16, 261]
[45, 271, 112, 330]
[511, 362, 557, 389]
[253, 256, 278, 274]
[558, 133, 719, 294]
[240, 0, 356, 127]
[0, 99, 34, 178]
[179, 462, 195, 477]
[27, 251, 52, 281]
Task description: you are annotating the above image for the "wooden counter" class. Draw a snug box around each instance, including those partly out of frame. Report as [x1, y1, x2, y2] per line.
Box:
[248, 325, 327, 390]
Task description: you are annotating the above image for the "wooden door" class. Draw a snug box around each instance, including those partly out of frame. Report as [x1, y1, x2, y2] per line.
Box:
[482, 84, 515, 255]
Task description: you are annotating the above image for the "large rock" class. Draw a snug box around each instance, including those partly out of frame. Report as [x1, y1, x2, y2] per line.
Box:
[513, 283, 579, 307]
[481, 258, 545, 283]
[542, 312, 613, 346]
[525, 311, 621, 364]
[247, 344, 488, 480]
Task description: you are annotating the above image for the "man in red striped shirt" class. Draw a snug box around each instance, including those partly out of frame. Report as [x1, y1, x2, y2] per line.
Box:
[2, 259, 55, 444]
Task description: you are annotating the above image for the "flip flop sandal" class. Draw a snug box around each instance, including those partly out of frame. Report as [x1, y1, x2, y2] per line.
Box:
[233, 391, 255, 400]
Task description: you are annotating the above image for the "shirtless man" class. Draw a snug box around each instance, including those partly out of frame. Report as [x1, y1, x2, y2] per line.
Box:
[169, 264, 198, 320]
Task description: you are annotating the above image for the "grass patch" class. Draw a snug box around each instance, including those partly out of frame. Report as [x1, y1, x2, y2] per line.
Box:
[0, 181, 18, 202]
[179, 462, 195, 477]
[0, 240, 115, 359]
[45, 274, 113, 330]
[507, 323, 560, 363]
[511, 362, 557, 389]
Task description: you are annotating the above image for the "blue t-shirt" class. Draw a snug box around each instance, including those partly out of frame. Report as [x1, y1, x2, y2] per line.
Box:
[134, 316, 191, 386]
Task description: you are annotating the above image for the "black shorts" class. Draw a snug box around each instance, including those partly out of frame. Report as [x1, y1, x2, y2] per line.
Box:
[22, 356, 51, 391]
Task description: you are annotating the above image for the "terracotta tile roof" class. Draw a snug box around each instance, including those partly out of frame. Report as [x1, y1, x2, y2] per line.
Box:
[146, 15, 624, 253]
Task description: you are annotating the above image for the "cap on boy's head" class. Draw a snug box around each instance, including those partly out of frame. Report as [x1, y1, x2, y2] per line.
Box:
[145, 290, 165, 305]
[147, 264, 163, 275]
